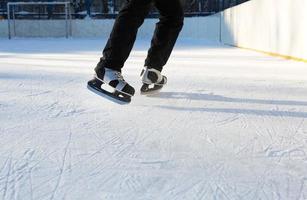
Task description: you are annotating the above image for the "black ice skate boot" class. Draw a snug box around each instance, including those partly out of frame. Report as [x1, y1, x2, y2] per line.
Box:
[140, 66, 167, 95]
[88, 67, 135, 104]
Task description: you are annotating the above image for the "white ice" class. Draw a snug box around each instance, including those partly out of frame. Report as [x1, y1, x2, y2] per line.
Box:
[0, 38, 307, 200]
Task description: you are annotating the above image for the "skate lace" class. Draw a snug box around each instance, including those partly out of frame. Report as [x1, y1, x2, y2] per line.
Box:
[115, 71, 125, 81]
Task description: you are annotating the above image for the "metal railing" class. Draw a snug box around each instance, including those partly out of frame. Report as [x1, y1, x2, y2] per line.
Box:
[7, 1, 72, 38]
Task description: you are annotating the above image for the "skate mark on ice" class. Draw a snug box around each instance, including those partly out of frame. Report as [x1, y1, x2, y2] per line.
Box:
[26, 90, 52, 97]
[44, 101, 60, 111]
[0, 150, 36, 200]
[264, 146, 306, 159]
[26, 158, 34, 200]
[213, 185, 232, 200]
[151, 92, 307, 107]
[62, 108, 87, 117]
[155, 106, 307, 119]
[1, 157, 12, 200]
[216, 115, 240, 126]
[192, 182, 209, 200]
[12, 158, 18, 200]
[297, 177, 307, 200]
[23, 149, 36, 193]
[49, 131, 72, 200]
[0, 158, 10, 200]
[140, 160, 171, 165]
[291, 118, 305, 140]
[165, 179, 204, 199]
[45, 101, 87, 118]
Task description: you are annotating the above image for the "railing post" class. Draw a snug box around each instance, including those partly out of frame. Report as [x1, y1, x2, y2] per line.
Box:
[69, 2, 72, 37]
[65, 3, 68, 38]
[7, 3, 11, 39]
[12, 4, 16, 37]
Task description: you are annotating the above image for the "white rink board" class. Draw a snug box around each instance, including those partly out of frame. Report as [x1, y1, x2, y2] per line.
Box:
[0, 16, 220, 41]
[0, 20, 8, 36]
[221, 0, 307, 60]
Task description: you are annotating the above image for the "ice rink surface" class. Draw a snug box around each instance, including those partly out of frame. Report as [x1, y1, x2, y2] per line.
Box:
[0, 38, 307, 200]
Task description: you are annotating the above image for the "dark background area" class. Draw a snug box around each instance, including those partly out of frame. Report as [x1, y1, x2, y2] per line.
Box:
[0, 0, 250, 19]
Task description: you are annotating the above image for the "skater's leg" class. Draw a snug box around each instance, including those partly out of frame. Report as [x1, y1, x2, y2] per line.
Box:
[144, 0, 184, 71]
[96, 0, 152, 73]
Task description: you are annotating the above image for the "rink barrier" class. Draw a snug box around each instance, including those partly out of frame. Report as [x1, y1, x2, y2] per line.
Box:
[220, 0, 307, 63]
[0, 16, 221, 41]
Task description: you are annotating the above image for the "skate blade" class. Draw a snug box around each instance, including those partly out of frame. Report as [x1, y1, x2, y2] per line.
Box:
[87, 79, 131, 105]
[140, 84, 163, 96]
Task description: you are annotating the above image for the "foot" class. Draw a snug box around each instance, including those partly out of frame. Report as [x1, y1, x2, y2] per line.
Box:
[95, 67, 135, 97]
[140, 67, 167, 95]
[140, 67, 167, 86]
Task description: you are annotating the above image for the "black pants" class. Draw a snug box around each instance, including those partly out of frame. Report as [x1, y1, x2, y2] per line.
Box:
[96, 0, 184, 72]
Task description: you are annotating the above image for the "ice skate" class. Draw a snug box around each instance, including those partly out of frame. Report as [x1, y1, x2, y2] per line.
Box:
[87, 67, 135, 104]
[140, 67, 167, 95]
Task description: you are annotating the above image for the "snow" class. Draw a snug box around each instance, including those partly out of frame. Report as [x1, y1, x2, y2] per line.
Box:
[0, 38, 307, 200]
